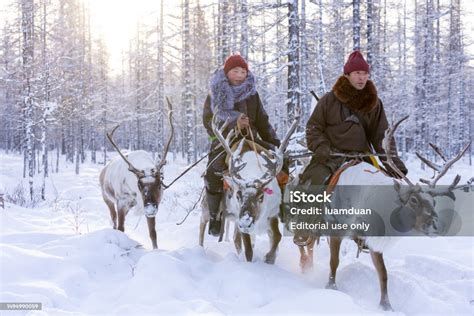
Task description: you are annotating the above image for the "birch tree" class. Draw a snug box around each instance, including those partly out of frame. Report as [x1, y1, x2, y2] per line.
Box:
[287, 0, 300, 126]
[300, 0, 310, 121]
[352, 0, 361, 51]
[156, 0, 165, 156]
[447, 0, 464, 154]
[20, 0, 36, 200]
[217, 0, 231, 64]
[183, 0, 194, 163]
[240, 0, 249, 59]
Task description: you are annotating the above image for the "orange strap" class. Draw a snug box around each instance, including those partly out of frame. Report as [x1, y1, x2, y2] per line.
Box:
[277, 171, 289, 186]
[326, 160, 360, 194]
[223, 178, 231, 191]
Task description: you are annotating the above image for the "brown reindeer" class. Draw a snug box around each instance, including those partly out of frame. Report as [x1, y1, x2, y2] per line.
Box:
[294, 117, 470, 310]
[99, 99, 174, 249]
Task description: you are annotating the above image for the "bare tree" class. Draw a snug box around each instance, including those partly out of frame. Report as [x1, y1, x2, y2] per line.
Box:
[352, 0, 361, 51]
[287, 0, 300, 127]
[20, 0, 36, 200]
[182, 0, 194, 163]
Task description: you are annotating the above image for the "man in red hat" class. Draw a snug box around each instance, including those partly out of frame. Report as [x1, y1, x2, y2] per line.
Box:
[202, 54, 283, 237]
[301, 50, 407, 185]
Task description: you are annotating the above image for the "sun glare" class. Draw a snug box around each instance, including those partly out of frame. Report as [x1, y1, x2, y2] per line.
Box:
[85, 0, 163, 74]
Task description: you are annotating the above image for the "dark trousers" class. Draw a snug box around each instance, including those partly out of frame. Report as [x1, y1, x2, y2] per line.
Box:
[300, 157, 345, 185]
[204, 143, 226, 194]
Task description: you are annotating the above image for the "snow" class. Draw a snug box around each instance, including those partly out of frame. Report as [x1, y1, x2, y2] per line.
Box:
[1, 151, 473, 315]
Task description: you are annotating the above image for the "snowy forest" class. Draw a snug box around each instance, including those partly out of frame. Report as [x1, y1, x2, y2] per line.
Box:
[1, 1, 474, 314]
[0, 0, 472, 202]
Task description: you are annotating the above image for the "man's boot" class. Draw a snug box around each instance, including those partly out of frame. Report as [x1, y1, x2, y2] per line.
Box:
[207, 191, 223, 237]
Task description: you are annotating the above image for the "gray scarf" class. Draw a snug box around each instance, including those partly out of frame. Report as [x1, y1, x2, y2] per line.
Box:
[210, 68, 257, 124]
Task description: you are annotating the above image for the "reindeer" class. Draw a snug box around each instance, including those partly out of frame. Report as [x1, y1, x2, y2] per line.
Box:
[199, 113, 298, 263]
[293, 116, 470, 310]
[99, 99, 174, 249]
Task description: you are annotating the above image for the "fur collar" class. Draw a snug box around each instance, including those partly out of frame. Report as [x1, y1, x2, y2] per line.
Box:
[210, 68, 256, 115]
[332, 76, 378, 113]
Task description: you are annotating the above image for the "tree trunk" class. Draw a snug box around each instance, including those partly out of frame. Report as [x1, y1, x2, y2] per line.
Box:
[240, 0, 248, 60]
[183, 0, 194, 164]
[21, 0, 35, 201]
[287, 0, 300, 128]
[352, 0, 361, 51]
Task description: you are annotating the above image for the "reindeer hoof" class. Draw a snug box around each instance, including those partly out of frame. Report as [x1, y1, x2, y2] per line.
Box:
[264, 253, 276, 264]
[299, 256, 313, 273]
[235, 246, 242, 255]
[379, 301, 393, 311]
[325, 281, 337, 290]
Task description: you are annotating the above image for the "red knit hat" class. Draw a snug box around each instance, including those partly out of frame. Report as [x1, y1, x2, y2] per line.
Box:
[343, 50, 370, 74]
[224, 54, 248, 74]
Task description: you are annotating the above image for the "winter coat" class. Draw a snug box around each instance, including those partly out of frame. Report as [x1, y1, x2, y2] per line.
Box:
[306, 75, 407, 174]
[203, 92, 281, 150]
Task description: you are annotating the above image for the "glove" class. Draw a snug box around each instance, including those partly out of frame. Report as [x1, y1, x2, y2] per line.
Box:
[313, 145, 330, 164]
[381, 156, 408, 179]
[384, 165, 403, 179]
[383, 163, 408, 179]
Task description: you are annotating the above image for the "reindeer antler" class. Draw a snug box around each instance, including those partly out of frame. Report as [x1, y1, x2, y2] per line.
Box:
[255, 116, 300, 188]
[382, 115, 413, 186]
[280, 116, 299, 153]
[107, 125, 144, 177]
[212, 112, 299, 189]
[211, 112, 246, 187]
[156, 97, 175, 170]
[211, 113, 233, 159]
[418, 142, 471, 188]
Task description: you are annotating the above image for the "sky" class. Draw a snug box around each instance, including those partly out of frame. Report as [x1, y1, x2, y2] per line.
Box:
[86, 0, 165, 73]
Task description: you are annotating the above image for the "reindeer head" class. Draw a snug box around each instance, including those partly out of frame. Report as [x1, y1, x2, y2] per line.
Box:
[223, 140, 284, 233]
[392, 181, 439, 235]
[107, 98, 174, 218]
[212, 111, 299, 234]
[133, 167, 164, 217]
[383, 116, 470, 235]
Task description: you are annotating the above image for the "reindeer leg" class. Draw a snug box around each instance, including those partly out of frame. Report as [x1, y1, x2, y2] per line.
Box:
[326, 236, 342, 290]
[103, 196, 117, 229]
[242, 233, 253, 262]
[370, 250, 393, 311]
[264, 217, 282, 264]
[199, 219, 207, 247]
[298, 234, 317, 272]
[295, 231, 312, 272]
[199, 199, 210, 247]
[147, 216, 158, 249]
[308, 237, 316, 265]
[117, 207, 126, 232]
[218, 212, 226, 242]
[298, 245, 309, 272]
[224, 219, 231, 241]
[234, 226, 242, 254]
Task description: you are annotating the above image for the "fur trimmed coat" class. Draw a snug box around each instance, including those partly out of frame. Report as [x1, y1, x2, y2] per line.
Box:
[306, 76, 407, 174]
[203, 68, 280, 150]
[203, 92, 280, 150]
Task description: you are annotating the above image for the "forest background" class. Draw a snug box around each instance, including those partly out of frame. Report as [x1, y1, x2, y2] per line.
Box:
[0, 0, 472, 201]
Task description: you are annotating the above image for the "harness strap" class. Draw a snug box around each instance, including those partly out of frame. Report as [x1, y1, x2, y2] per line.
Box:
[326, 160, 361, 195]
[236, 118, 263, 170]
[368, 153, 381, 170]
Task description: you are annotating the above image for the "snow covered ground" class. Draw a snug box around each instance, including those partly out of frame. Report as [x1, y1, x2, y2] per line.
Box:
[0, 151, 473, 315]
